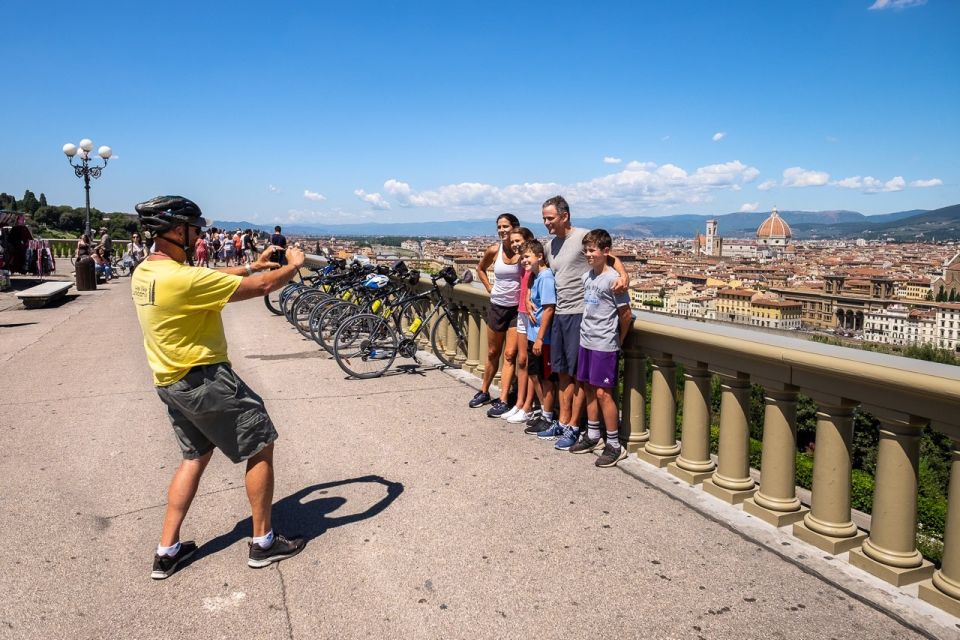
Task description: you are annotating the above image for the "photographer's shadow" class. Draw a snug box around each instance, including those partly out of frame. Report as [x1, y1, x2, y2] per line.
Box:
[194, 475, 403, 562]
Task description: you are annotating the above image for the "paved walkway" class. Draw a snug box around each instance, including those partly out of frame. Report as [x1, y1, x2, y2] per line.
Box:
[0, 278, 955, 640]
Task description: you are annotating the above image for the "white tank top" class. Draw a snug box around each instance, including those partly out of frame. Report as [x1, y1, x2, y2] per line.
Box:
[489, 244, 522, 307]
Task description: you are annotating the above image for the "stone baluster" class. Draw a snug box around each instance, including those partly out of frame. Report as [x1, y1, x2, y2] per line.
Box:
[793, 401, 867, 554]
[668, 365, 715, 484]
[743, 387, 808, 526]
[464, 306, 481, 374]
[451, 306, 467, 365]
[475, 314, 489, 380]
[703, 374, 756, 504]
[919, 437, 960, 616]
[620, 341, 648, 453]
[638, 356, 680, 467]
[850, 415, 933, 585]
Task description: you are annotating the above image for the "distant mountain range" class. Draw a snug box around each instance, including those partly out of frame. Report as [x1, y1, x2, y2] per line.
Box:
[217, 205, 959, 241]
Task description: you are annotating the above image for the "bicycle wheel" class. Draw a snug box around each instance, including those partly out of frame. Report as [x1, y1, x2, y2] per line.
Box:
[317, 301, 360, 354]
[430, 309, 467, 369]
[292, 291, 325, 338]
[333, 313, 398, 379]
[281, 285, 311, 321]
[264, 289, 283, 315]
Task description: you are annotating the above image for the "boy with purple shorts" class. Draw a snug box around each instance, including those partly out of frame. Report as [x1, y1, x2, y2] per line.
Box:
[568, 229, 633, 467]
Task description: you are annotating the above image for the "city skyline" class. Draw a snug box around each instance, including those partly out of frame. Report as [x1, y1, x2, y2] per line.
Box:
[3, 1, 958, 224]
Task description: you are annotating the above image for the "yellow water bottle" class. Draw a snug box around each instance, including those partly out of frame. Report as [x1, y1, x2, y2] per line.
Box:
[409, 318, 422, 334]
[372, 300, 382, 313]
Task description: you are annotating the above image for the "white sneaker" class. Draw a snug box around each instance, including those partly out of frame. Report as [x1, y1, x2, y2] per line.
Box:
[507, 409, 530, 424]
[500, 406, 520, 420]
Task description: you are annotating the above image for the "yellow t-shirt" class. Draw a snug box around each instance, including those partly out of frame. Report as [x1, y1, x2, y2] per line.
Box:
[131, 259, 243, 386]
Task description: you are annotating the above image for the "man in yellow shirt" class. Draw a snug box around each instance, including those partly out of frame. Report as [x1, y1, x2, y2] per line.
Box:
[132, 195, 306, 579]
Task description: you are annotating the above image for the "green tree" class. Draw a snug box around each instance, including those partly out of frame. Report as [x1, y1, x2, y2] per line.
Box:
[936, 285, 947, 302]
[950, 289, 958, 303]
[39, 193, 48, 208]
[20, 190, 39, 214]
[58, 209, 85, 233]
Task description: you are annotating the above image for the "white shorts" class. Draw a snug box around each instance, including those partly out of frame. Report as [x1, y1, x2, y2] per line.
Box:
[516, 312, 526, 335]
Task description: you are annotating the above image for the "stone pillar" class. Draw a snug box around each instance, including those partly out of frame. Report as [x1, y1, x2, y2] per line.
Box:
[638, 357, 679, 467]
[919, 438, 960, 616]
[850, 416, 933, 585]
[793, 402, 867, 554]
[703, 375, 756, 504]
[442, 310, 459, 362]
[620, 342, 648, 453]
[743, 387, 807, 526]
[450, 307, 467, 365]
[668, 365, 715, 485]
[465, 306, 481, 374]
[475, 314, 489, 380]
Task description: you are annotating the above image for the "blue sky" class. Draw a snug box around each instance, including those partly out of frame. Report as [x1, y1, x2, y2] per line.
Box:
[3, 0, 958, 226]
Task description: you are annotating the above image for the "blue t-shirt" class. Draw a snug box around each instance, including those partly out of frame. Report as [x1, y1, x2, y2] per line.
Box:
[527, 268, 556, 344]
[580, 267, 631, 352]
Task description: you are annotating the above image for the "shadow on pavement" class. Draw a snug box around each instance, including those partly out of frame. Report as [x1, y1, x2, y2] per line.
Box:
[193, 475, 404, 563]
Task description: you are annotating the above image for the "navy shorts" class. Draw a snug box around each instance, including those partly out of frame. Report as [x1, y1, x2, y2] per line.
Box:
[550, 313, 582, 376]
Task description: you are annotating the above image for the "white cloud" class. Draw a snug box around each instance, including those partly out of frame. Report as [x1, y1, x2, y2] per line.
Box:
[354, 189, 391, 209]
[661, 135, 671, 141]
[712, 132, 726, 142]
[303, 189, 326, 202]
[757, 180, 777, 191]
[603, 156, 622, 165]
[869, 0, 926, 10]
[268, 184, 281, 194]
[833, 175, 905, 193]
[781, 167, 830, 188]
[910, 178, 943, 188]
[380, 159, 761, 214]
[740, 202, 759, 212]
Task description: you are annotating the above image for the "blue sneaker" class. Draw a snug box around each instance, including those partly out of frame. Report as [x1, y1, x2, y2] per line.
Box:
[554, 426, 581, 450]
[536, 421, 564, 440]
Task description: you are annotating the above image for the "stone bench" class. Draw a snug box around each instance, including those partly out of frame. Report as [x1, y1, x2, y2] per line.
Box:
[16, 281, 74, 309]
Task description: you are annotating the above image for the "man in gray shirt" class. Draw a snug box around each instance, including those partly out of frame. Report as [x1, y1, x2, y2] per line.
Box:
[537, 196, 628, 447]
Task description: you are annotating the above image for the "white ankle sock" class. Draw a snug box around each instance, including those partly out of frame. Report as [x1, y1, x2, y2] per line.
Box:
[252, 529, 274, 548]
[157, 541, 181, 557]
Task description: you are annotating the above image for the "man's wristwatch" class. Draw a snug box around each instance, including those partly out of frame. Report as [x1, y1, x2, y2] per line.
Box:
[246, 264, 254, 276]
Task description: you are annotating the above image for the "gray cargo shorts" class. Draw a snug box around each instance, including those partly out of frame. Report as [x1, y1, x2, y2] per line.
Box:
[156, 362, 278, 463]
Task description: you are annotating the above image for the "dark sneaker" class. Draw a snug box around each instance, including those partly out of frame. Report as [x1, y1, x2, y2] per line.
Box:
[248, 533, 306, 568]
[596, 443, 627, 468]
[486, 400, 511, 418]
[468, 391, 491, 408]
[554, 426, 581, 451]
[536, 421, 564, 440]
[524, 416, 550, 435]
[569, 434, 604, 454]
[151, 540, 198, 580]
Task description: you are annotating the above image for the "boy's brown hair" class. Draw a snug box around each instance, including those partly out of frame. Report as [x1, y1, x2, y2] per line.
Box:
[582, 228, 612, 251]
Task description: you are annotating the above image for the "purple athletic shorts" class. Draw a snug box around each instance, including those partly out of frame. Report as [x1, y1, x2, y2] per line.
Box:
[576, 346, 619, 389]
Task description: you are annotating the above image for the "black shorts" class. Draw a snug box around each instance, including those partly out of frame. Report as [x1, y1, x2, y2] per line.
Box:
[486, 303, 518, 333]
[156, 363, 278, 463]
[526, 340, 553, 379]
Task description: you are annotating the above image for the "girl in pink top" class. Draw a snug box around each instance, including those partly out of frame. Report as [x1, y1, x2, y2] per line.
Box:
[502, 227, 537, 423]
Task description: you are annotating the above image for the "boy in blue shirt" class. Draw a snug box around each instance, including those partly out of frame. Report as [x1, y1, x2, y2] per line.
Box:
[565, 229, 633, 466]
[518, 240, 559, 436]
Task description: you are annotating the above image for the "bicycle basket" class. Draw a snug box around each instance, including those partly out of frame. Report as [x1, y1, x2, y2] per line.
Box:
[440, 267, 458, 286]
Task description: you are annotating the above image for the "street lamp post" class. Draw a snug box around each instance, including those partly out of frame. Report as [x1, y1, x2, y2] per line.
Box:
[62, 138, 112, 238]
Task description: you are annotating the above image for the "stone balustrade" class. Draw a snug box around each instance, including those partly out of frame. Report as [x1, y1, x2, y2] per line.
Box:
[429, 276, 960, 618]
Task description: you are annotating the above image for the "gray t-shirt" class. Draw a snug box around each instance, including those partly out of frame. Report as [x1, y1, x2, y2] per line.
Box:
[580, 268, 630, 352]
[545, 227, 589, 315]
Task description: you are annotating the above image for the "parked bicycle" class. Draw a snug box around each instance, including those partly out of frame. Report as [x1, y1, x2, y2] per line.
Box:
[331, 266, 472, 379]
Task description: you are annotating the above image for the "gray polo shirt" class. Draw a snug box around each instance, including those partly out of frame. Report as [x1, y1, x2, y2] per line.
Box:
[545, 227, 589, 315]
[580, 268, 630, 352]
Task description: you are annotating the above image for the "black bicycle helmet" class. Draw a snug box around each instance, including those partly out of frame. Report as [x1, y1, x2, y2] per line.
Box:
[135, 195, 210, 233]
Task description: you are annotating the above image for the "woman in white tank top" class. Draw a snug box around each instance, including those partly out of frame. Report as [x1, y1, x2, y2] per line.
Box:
[469, 213, 524, 415]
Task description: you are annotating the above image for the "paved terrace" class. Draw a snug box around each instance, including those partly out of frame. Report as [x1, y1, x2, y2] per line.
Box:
[1, 275, 957, 640]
